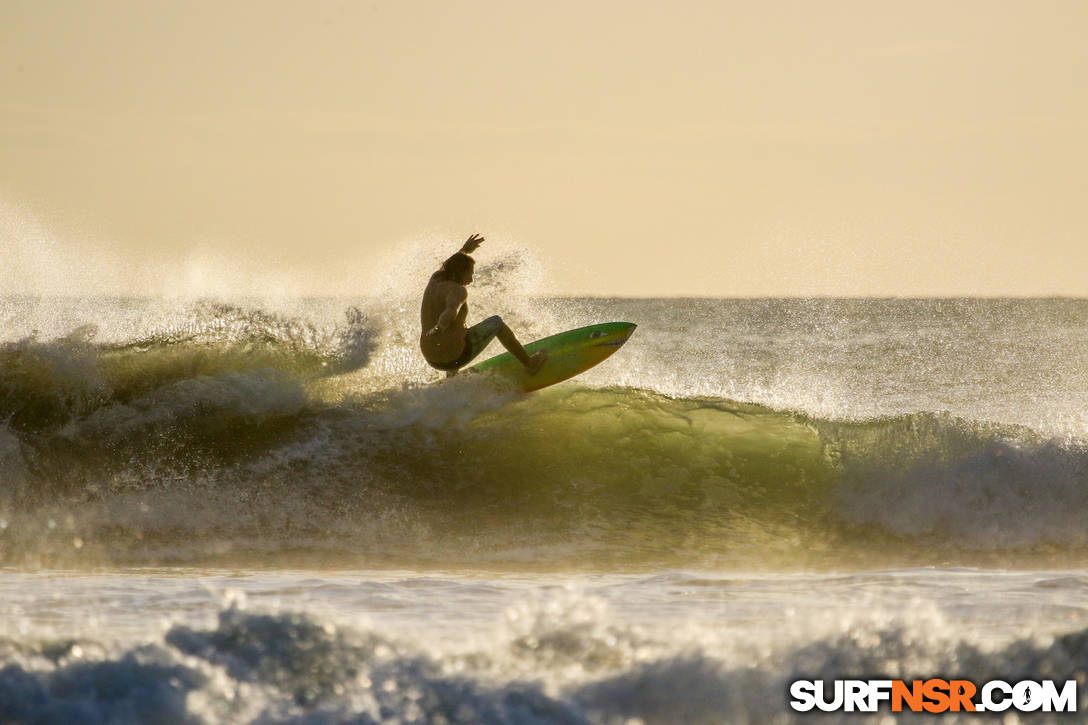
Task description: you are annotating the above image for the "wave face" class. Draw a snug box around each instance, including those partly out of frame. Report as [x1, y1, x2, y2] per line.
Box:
[0, 296, 1085, 568]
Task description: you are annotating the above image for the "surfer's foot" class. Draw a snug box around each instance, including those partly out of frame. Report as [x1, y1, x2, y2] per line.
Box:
[526, 350, 547, 375]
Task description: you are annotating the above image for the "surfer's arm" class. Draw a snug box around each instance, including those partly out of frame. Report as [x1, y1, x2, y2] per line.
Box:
[432, 286, 468, 333]
[459, 233, 483, 254]
[438, 234, 484, 270]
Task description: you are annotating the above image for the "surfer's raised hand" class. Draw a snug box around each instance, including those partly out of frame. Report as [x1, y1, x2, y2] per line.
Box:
[459, 234, 484, 254]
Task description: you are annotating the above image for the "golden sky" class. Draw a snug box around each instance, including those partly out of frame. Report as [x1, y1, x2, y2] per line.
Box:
[1, 0, 1086, 296]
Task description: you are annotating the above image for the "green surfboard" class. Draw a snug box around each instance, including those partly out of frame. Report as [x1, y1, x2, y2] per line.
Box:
[467, 322, 636, 392]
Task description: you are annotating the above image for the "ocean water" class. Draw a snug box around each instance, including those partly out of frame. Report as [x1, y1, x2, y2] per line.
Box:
[0, 288, 1086, 723]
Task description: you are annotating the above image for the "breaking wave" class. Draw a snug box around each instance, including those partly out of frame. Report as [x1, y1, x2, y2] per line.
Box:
[3, 601, 1088, 724]
[0, 301, 1084, 568]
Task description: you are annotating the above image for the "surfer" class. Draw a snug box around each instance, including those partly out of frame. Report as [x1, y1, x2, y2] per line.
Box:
[420, 234, 547, 377]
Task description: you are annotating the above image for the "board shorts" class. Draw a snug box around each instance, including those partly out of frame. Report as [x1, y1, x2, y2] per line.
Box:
[427, 315, 503, 372]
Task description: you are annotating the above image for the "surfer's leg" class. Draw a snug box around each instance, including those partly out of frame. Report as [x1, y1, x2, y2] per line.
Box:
[450, 316, 504, 370]
[495, 320, 546, 374]
[460, 316, 545, 374]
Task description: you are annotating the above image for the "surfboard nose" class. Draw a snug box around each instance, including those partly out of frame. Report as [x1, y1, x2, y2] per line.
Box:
[594, 322, 637, 347]
[614, 322, 636, 344]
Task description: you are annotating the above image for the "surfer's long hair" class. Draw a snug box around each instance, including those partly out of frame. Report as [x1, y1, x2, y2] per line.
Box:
[433, 252, 474, 284]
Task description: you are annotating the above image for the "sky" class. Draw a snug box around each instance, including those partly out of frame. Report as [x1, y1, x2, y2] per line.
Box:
[1, 0, 1086, 296]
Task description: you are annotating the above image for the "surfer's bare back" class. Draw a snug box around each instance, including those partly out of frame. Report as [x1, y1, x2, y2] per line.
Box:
[419, 234, 546, 377]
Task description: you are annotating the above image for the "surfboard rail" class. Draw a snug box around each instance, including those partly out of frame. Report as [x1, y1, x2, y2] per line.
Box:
[468, 321, 636, 392]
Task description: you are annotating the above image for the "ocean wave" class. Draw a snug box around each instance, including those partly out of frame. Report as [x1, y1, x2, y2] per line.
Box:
[0, 316, 1084, 569]
[3, 604, 1088, 724]
[0, 303, 376, 434]
[0, 298, 1085, 568]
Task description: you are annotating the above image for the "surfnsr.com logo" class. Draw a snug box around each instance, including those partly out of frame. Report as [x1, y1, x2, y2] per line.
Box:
[789, 679, 1077, 713]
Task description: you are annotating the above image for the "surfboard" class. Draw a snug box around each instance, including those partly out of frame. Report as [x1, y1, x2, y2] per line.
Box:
[466, 322, 636, 392]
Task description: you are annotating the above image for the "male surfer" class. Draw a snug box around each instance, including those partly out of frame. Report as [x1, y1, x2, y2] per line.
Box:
[420, 234, 546, 377]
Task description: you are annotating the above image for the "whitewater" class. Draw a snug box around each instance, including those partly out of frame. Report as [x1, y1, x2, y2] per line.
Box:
[0, 265, 1086, 721]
